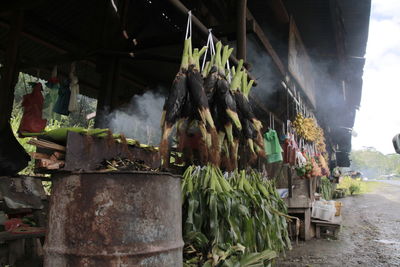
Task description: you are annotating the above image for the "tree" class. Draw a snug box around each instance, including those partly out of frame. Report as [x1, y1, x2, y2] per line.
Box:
[350, 148, 400, 178]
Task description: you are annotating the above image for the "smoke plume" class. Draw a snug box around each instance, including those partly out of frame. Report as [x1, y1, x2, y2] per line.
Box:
[105, 91, 164, 145]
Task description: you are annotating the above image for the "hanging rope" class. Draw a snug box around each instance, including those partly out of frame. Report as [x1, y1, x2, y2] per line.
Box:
[185, 11, 192, 40]
[201, 29, 215, 71]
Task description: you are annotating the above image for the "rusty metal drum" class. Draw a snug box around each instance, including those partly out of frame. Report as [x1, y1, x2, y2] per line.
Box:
[44, 171, 183, 267]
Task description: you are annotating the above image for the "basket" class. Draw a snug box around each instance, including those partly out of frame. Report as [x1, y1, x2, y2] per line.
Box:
[335, 201, 343, 216]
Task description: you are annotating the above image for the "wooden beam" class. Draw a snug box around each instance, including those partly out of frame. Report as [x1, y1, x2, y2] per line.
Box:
[0, 20, 66, 53]
[94, 57, 121, 128]
[247, 9, 286, 76]
[0, 0, 48, 15]
[269, 0, 290, 25]
[236, 0, 247, 61]
[0, 11, 24, 129]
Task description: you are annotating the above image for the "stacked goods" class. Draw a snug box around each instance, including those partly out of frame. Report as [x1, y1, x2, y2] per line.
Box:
[27, 127, 159, 171]
[28, 139, 66, 170]
[182, 165, 291, 266]
[160, 37, 264, 169]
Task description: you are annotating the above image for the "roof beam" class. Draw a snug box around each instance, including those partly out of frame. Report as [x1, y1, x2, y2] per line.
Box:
[0, 0, 49, 15]
[246, 9, 286, 76]
[165, 0, 258, 85]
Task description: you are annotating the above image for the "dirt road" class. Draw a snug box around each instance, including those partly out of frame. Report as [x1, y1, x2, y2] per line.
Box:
[277, 182, 400, 267]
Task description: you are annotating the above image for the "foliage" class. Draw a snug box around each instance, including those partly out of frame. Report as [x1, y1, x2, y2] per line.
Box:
[320, 176, 333, 200]
[337, 176, 385, 196]
[348, 184, 360, 195]
[337, 176, 362, 196]
[350, 148, 400, 178]
[182, 165, 291, 266]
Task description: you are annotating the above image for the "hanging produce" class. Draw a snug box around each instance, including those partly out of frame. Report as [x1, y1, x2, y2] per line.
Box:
[160, 15, 264, 170]
[43, 66, 60, 120]
[182, 165, 291, 266]
[292, 114, 327, 154]
[53, 79, 71, 116]
[18, 82, 47, 135]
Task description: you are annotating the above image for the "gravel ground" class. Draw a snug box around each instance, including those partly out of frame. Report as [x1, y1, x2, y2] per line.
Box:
[277, 182, 400, 267]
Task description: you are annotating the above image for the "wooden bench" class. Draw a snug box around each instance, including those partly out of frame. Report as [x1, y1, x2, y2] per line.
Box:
[312, 216, 341, 239]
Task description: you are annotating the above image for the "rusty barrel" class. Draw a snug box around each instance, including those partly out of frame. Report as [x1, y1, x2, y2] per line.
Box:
[44, 171, 183, 267]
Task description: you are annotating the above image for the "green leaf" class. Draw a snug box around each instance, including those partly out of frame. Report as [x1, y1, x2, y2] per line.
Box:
[239, 250, 277, 266]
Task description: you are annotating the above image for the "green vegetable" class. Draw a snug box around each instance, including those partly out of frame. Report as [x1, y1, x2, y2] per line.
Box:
[182, 165, 291, 266]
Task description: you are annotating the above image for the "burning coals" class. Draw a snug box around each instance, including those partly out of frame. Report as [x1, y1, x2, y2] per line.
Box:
[98, 157, 158, 172]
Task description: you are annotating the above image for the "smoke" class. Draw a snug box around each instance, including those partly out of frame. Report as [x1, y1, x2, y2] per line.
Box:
[246, 34, 281, 101]
[105, 91, 164, 145]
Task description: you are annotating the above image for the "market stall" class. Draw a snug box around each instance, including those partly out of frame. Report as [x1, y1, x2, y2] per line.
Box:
[0, 0, 371, 266]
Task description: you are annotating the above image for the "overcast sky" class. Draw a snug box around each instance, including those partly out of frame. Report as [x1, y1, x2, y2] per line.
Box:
[352, 0, 400, 154]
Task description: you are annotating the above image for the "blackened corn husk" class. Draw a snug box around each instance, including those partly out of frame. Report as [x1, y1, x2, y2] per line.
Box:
[160, 71, 188, 168]
[187, 65, 215, 129]
[160, 38, 192, 168]
[204, 65, 218, 102]
[216, 78, 242, 131]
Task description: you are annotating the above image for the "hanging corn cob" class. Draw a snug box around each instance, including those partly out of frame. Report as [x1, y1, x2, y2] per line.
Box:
[160, 37, 191, 168]
[160, 13, 266, 169]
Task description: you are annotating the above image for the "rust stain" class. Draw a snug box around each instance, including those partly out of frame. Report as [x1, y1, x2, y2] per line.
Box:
[44, 172, 183, 267]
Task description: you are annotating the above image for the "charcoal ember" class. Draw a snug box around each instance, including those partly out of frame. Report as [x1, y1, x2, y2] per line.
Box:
[98, 157, 158, 172]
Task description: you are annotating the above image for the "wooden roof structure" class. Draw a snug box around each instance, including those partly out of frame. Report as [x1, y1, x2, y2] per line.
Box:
[0, 0, 371, 166]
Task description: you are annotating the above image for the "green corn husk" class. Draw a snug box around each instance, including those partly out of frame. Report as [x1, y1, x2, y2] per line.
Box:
[182, 165, 291, 266]
[202, 61, 211, 77]
[21, 127, 110, 142]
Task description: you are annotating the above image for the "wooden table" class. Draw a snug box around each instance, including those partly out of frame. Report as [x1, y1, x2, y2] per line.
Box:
[312, 216, 342, 239]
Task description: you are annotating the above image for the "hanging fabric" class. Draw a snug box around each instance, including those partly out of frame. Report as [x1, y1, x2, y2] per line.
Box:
[53, 79, 71, 116]
[68, 62, 80, 112]
[18, 82, 47, 134]
[264, 128, 283, 163]
[43, 66, 60, 119]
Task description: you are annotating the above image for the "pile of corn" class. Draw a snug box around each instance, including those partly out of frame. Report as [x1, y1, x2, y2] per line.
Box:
[182, 165, 291, 266]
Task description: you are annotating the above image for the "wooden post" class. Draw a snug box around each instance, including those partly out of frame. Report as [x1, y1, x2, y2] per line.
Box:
[237, 0, 247, 61]
[288, 165, 293, 198]
[94, 56, 120, 128]
[0, 10, 24, 130]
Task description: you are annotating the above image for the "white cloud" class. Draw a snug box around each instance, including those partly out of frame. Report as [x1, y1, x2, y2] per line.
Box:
[372, 0, 400, 20]
[352, 1, 400, 154]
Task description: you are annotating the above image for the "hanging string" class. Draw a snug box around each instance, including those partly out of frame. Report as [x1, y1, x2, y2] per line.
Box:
[185, 11, 192, 40]
[226, 59, 232, 83]
[201, 29, 214, 71]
